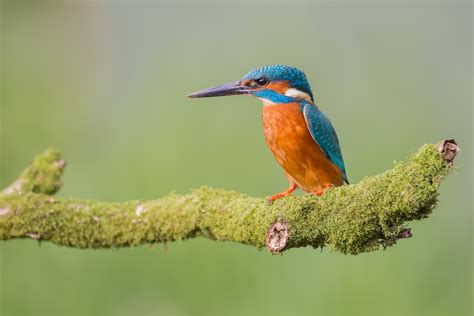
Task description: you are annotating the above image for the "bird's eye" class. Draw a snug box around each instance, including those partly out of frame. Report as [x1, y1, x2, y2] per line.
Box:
[256, 78, 267, 86]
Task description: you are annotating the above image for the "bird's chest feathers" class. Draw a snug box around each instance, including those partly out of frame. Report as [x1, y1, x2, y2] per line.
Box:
[261, 103, 343, 192]
[262, 103, 313, 162]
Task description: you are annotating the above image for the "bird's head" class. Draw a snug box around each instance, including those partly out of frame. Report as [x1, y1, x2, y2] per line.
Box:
[188, 65, 314, 104]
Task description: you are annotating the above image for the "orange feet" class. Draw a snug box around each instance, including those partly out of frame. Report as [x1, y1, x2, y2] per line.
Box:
[313, 183, 334, 196]
[267, 183, 297, 205]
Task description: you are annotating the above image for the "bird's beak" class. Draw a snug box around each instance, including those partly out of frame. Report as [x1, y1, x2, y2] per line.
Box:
[188, 80, 250, 98]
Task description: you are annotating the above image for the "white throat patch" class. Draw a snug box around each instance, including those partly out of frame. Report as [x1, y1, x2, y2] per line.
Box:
[257, 97, 276, 106]
[284, 88, 312, 102]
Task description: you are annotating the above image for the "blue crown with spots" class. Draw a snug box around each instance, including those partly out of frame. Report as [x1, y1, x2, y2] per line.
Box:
[242, 65, 314, 101]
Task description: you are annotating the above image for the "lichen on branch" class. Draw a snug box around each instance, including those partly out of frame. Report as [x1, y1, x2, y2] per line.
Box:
[0, 140, 459, 254]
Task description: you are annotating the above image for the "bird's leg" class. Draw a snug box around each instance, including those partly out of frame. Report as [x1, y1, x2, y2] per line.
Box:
[267, 183, 298, 205]
[313, 183, 334, 196]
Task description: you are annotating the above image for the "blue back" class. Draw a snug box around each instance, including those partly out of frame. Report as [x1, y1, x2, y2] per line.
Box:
[302, 102, 349, 183]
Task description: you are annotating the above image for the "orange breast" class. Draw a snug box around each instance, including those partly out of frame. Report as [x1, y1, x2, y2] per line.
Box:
[262, 102, 343, 192]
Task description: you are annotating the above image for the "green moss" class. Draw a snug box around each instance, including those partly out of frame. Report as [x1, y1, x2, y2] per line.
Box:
[0, 143, 454, 254]
[2, 148, 65, 195]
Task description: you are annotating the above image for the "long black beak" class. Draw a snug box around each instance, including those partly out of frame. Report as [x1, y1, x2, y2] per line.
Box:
[188, 80, 250, 98]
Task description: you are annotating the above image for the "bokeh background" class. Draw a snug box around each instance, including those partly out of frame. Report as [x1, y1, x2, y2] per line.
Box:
[1, 1, 472, 315]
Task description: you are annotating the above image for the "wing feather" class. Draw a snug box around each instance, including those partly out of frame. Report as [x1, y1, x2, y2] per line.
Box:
[303, 103, 349, 183]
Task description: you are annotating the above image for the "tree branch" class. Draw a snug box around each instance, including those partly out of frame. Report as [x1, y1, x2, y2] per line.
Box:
[0, 140, 459, 254]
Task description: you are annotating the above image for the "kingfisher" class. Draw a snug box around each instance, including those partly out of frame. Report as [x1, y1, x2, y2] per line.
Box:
[188, 65, 348, 203]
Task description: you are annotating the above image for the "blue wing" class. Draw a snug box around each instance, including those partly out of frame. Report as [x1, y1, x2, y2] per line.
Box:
[303, 102, 349, 183]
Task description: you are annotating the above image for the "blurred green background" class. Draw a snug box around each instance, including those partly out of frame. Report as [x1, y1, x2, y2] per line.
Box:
[0, 1, 472, 315]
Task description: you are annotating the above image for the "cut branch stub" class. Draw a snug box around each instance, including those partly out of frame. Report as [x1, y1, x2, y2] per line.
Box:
[266, 221, 290, 254]
[438, 139, 460, 165]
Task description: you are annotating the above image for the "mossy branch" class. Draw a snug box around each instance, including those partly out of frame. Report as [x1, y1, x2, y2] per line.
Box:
[0, 140, 459, 254]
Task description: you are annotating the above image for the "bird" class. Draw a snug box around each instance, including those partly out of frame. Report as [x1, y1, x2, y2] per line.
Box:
[188, 65, 348, 203]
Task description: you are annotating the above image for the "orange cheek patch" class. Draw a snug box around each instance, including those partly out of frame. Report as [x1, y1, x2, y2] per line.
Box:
[267, 81, 291, 94]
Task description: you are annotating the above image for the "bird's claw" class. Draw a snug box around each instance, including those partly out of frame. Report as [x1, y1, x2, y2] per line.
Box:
[266, 183, 298, 205]
[266, 193, 287, 205]
[266, 191, 292, 205]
